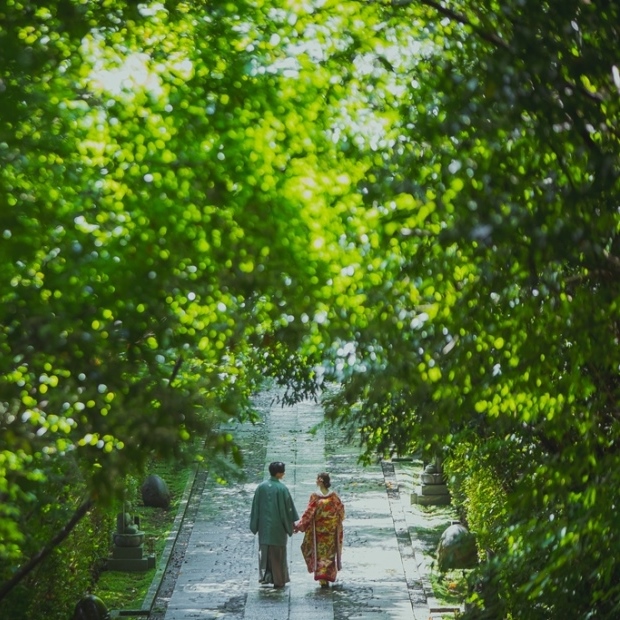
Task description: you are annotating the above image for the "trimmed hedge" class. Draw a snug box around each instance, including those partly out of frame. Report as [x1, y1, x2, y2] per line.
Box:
[444, 440, 509, 561]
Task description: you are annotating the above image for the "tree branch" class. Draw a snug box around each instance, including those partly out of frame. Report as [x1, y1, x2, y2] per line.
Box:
[170, 354, 184, 384]
[391, 0, 608, 134]
[0, 498, 94, 601]
[391, 0, 509, 50]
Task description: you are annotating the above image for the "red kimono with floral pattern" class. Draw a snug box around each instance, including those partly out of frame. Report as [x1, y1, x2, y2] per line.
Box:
[296, 491, 345, 583]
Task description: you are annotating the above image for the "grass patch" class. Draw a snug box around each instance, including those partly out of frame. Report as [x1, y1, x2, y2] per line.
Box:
[431, 567, 469, 605]
[415, 520, 450, 550]
[394, 461, 471, 614]
[92, 460, 194, 611]
[425, 525, 471, 611]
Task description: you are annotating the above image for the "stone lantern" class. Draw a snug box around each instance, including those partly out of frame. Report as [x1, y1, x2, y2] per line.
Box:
[106, 502, 155, 571]
[411, 454, 451, 506]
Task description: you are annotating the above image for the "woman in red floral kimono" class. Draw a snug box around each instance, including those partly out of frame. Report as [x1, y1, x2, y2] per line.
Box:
[294, 472, 345, 587]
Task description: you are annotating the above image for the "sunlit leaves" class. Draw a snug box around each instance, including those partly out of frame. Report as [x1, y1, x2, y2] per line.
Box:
[1, 0, 346, 591]
[277, 1, 620, 616]
[2, 0, 620, 614]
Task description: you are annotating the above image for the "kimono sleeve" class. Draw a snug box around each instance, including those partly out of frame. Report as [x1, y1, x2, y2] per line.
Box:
[295, 493, 319, 533]
[279, 487, 299, 536]
[336, 494, 345, 521]
[249, 487, 260, 534]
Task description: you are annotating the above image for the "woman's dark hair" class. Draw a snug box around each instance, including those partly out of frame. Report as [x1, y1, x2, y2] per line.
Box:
[269, 461, 285, 476]
[317, 472, 331, 489]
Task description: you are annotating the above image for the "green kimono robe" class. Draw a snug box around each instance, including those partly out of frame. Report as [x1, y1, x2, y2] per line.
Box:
[250, 476, 299, 546]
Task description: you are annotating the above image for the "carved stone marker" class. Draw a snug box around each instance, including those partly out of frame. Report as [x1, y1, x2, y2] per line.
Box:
[72, 594, 110, 620]
[437, 520, 478, 571]
[141, 474, 171, 508]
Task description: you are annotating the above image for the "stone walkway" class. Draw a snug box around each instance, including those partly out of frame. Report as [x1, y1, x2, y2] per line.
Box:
[149, 393, 460, 620]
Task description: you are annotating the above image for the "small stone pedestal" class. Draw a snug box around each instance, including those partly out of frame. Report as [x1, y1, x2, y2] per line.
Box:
[411, 461, 451, 506]
[106, 512, 155, 572]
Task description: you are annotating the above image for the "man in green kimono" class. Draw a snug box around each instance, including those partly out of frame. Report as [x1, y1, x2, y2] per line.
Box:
[250, 461, 299, 588]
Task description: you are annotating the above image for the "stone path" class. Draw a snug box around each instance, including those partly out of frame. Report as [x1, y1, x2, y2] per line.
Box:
[150, 393, 458, 620]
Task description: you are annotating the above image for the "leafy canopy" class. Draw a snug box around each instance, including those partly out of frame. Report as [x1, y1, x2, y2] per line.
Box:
[2, 0, 620, 617]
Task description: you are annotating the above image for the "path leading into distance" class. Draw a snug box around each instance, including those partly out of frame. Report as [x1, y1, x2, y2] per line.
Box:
[148, 392, 450, 620]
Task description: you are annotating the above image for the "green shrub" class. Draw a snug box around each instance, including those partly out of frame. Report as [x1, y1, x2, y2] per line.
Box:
[0, 454, 192, 619]
[444, 440, 509, 561]
[0, 503, 115, 620]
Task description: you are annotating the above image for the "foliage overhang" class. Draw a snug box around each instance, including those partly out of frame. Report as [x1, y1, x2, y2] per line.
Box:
[2, 0, 620, 616]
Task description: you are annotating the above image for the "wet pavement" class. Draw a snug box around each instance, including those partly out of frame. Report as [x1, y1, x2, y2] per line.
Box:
[148, 393, 457, 620]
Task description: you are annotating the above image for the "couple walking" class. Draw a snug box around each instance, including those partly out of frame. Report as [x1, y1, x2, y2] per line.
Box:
[249, 461, 345, 588]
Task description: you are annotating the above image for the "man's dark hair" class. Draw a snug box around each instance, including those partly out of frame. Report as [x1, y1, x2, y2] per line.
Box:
[269, 461, 285, 476]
